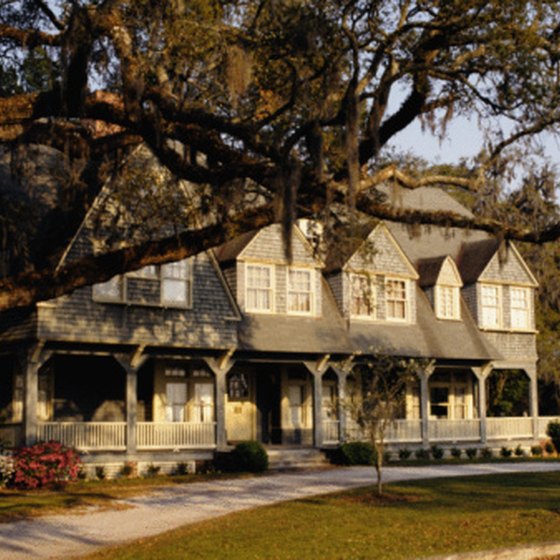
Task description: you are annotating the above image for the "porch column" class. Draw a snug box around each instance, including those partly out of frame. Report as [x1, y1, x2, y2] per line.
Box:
[116, 350, 147, 455]
[418, 364, 435, 447]
[472, 363, 492, 445]
[334, 369, 348, 443]
[525, 365, 539, 438]
[204, 352, 235, 451]
[20, 344, 51, 446]
[304, 356, 330, 448]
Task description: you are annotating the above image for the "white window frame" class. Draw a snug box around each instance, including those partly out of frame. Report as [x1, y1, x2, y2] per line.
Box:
[287, 267, 315, 316]
[385, 278, 408, 322]
[349, 273, 376, 319]
[92, 275, 123, 302]
[435, 285, 461, 320]
[480, 283, 502, 329]
[510, 286, 531, 331]
[245, 264, 275, 313]
[161, 259, 193, 308]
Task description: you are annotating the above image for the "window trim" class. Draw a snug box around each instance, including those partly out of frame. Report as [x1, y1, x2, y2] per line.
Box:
[435, 284, 461, 320]
[287, 267, 315, 316]
[245, 263, 275, 313]
[510, 286, 532, 331]
[349, 272, 377, 320]
[385, 277, 409, 322]
[92, 260, 193, 309]
[479, 283, 502, 329]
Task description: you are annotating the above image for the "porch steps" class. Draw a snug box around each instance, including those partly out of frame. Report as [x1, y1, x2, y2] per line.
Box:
[266, 447, 330, 471]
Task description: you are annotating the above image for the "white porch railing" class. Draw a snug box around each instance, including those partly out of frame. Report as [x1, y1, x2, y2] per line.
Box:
[487, 417, 533, 440]
[537, 416, 560, 438]
[428, 419, 480, 442]
[323, 420, 340, 444]
[137, 422, 216, 449]
[38, 422, 126, 450]
[345, 419, 422, 443]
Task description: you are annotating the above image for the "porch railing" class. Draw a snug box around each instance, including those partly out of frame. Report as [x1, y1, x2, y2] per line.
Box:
[137, 422, 216, 449]
[345, 419, 422, 443]
[38, 422, 126, 450]
[428, 419, 480, 442]
[487, 417, 533, 440]
[323, 420, 340, 444]
[537, 416, 560, 438]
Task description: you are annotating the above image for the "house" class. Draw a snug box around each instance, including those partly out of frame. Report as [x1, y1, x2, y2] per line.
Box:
[0, 177, 554, 472]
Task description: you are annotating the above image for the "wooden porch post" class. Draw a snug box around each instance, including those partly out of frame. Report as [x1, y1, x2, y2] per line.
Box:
[21, 344, 51, 446]
[525, 365, 539, 439]
[304, 356, 330, 449]
[472, 363, 492, 445]
[204, 352, 235, 451]
[115, 349, 147, 456]
[419, 364, 435, 448]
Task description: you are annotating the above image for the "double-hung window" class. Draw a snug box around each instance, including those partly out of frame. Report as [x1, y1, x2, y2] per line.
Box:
[161, 260, 192, 306]
[480, 284, 501, 328]
[436, 285, 460, 320]
[246, 264, 274, 312]
[385, 278, 408, 321]
[510, 286, 531, 330]
[287, 268, 314, 315]
[350, 273, 376, 318]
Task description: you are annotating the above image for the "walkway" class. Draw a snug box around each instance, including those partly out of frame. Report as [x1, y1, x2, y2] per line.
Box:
[1, 462, 560, 560]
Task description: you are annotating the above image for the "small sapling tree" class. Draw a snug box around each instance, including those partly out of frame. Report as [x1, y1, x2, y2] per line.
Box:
[345, 351, 431, 496]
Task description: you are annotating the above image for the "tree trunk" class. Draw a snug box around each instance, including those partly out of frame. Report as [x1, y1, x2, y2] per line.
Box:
[374, 440, 384, 496]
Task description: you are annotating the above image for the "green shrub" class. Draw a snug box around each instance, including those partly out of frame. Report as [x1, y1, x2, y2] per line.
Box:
[230, 441, 269, 472]
[481, 447, 493, 459]
[145, 464, 161, 477]
[500, 446, 512, 458]
[430, 445, 444, 460]
[546, 421, 560, 454]
[450, 447, 462, 459]
[415, 448, 430, 460]
[530, 445, 543, 457]
[544, 441, 555, 455]
[95, 466, 106, 480]
[333, 442, 374, 466]
[383, 451, 392, 463]
[466, 448, 478, 459]
[120, 461, 137, 477]
[514, 445, 525, 457]
[398, 448, 411, 460]
[175, 462, 190, 475]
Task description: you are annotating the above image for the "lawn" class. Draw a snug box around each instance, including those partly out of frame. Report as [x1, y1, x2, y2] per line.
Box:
[77, 472, 560, 560]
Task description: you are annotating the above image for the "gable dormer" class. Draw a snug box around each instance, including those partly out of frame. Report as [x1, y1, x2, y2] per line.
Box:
[459, 240, 538, 332]
[327, 223, 418, 323]
[418, 256, 463, 320]
[218, 224, 323, 317]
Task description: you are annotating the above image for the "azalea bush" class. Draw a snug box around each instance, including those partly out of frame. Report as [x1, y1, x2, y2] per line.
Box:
[11, 441, 82, 489]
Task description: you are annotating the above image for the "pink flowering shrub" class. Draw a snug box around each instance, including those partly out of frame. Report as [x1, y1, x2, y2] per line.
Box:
[11, 441, 82, 490]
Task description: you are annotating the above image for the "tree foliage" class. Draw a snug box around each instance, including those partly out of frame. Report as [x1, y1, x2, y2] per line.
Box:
[1, 0, 560, 309]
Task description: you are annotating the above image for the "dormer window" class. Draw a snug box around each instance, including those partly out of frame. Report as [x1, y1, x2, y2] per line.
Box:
[386, 278, 408, 321]
[435, 285, 460, 320]
[246, 264, 274, 312]
[510, 286, 531, 330]
[161, 260, 192, 306]
[480, 284, 501, 328]
[350, 273, 376, 319]
[287, 268, 314, 315]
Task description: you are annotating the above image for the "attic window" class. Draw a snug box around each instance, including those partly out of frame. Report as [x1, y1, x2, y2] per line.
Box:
[246, 264, 274, 312]
[510, 287, 531, 330]
[480, 284, 501, 328]
[385, 278, 408, 321]
[161, 260, 192, 306]
[350, 273, 376, 319]
[287, 268, 314, 315]
[435, 285, 460, 320]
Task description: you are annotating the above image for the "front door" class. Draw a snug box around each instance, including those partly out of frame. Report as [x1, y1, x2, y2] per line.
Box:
[226, 371, 255, 442]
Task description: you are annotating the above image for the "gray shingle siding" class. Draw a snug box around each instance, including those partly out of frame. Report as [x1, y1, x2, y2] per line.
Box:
[482, 332, 537, 360]
[480, 250, 534, 284]
[37, 253, 237, 348]
[327, 273, 344, 315]
[462, 284, 478, 322]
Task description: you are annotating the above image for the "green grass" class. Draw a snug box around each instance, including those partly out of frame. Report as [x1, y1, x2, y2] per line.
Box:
[77, 472, 560, 560]
[0, 472, 251, 522]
